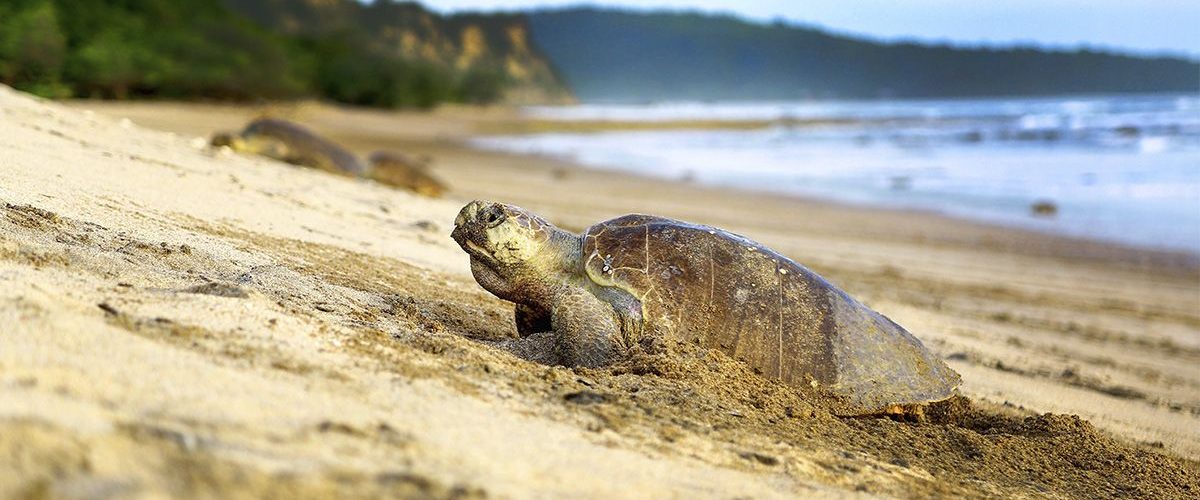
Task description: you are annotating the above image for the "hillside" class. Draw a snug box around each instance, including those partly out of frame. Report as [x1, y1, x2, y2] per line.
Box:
[0, 0, 571, 107]
[0, 0, 307, 100]
[223, 0, 572, 104]
[527, 8, 1200, 102]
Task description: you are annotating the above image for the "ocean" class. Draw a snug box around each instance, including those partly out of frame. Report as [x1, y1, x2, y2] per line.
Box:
[471, 94, 1200, 254]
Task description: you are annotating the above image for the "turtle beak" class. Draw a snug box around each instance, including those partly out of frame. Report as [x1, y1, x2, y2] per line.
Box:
[449, 225, 466, 246]
[451, 200, 488, 250]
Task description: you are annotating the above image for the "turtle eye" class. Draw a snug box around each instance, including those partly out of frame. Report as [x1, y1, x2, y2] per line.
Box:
[482, 208, 505, 227]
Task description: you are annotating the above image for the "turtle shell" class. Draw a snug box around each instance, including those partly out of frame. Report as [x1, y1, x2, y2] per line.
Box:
[241, 119, 368, 177]
[582, 214, 961, 415]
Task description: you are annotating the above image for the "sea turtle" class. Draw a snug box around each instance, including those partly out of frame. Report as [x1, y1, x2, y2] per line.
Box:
[1030, 200, 1058, 217]
[451, 201, 961, 416]
[210, 118, 368, 177]
[367, 151, 447, 198]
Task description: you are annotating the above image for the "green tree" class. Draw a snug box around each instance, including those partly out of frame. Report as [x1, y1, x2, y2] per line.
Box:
[0, 0, 541, 107]
[69, 27, 154, 99]
[0, 1, 69, 97]
[456, 65, 506, 105]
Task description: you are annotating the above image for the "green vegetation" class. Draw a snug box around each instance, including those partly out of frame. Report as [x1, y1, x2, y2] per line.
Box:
[528, 8, 1200, 101]
[2, 0, 310, 101]
[0, 0, 564, 108]
[0, 0, 69, 98]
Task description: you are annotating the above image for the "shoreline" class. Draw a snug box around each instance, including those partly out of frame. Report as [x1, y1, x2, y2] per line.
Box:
[465, 142, 1200, 264]
[69, 99, 1199, 273]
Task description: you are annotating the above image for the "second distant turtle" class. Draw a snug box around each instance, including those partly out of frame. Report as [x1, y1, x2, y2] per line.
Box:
[211, 118, 368, 177]
[1030, 200, 1058, 217]
[367, 151, 448, 198]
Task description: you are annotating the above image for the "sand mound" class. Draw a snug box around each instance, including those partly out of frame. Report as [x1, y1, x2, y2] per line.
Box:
[2, 86, 1197, 497]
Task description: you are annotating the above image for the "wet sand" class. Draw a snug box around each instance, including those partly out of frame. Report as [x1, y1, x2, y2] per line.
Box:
[1, 91, 1197, 498]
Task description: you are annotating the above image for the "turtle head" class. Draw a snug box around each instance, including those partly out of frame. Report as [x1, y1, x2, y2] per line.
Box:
[451, 201, 576, 302]
[209, 132, 241, 149]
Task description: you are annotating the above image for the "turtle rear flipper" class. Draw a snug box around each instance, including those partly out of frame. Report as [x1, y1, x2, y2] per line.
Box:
[824, 294, 961, 416]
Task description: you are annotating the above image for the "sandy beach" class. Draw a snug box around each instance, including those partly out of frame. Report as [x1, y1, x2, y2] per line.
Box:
[1, 89, 1197, 498]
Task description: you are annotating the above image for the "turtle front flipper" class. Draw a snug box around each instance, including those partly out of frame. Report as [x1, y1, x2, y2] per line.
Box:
[551, 287, 625, 368]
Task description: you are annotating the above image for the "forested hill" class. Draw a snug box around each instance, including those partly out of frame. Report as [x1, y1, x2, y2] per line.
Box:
[0, 0, 571, 107]
[222, 0, 571, 104]
[527, 8, 1200, 102]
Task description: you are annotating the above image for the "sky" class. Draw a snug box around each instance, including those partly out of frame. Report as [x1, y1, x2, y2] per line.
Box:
[422, 0, 1200, 57]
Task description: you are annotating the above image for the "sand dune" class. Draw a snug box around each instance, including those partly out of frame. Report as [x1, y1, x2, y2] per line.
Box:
[1, 88, 1196, 498]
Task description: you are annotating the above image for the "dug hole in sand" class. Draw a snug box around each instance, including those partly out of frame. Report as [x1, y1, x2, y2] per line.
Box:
[1, 85, 1197, 498]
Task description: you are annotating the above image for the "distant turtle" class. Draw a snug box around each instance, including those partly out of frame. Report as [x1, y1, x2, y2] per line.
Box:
[451, 201, 962, 416]
[1030, 200, 1058, 217]
[211, 118, 367, 176]
[367, 151, 447, 198]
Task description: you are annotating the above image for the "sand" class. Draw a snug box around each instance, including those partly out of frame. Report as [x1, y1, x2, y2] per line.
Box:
[1, 89, 1197, 498]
